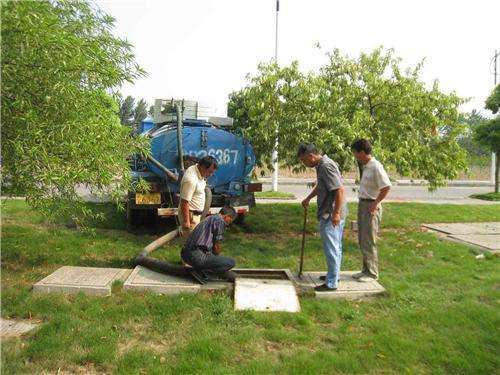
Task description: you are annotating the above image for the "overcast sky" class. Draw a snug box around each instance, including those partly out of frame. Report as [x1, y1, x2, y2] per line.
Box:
[97, 0, 500, 117]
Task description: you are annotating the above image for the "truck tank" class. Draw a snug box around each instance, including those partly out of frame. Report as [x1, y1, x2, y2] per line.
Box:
[146, 119, 255, 195]
[127, 100, 261, 230]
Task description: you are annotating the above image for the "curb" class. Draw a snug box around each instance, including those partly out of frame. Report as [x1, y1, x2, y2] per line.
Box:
[258, 178, 494, 188]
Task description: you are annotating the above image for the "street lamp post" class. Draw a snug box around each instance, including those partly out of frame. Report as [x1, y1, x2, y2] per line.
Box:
[491, 50, 498, 185]
[272, 0, 279, 192]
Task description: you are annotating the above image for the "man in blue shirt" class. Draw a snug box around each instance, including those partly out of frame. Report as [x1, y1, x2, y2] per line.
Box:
[181, 206, 237, 284]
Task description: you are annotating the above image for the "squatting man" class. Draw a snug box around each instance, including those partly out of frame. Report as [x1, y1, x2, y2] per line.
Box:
[181, 206, 238, 284]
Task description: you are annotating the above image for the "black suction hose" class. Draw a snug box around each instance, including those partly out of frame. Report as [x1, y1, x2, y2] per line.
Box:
[201, 186, 212, 220]
[134, 188, 212, 277]
[134, 228, 192, 276]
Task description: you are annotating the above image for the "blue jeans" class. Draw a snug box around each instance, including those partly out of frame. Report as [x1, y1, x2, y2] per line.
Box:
[181, 247, 235, 275]
[319, 217, 345, 289]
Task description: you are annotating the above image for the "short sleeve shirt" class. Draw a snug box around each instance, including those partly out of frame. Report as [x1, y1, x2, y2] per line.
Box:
[358, 158, 392, 200]
[315, 155, 347, 220]
[180, 165, 206, 211]
[184, 214, 226, 253]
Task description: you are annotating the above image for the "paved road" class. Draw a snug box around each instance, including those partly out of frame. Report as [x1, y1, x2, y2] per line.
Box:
[259, 184, 499, 205]
[7, 183, 493, 205]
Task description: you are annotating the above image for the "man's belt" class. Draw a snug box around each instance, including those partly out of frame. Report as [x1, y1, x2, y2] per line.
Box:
[359, 198, 376, 202]
[190, 210, 203, 216]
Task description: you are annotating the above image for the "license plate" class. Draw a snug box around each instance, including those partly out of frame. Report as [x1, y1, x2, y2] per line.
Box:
[135, 193, 161, 205]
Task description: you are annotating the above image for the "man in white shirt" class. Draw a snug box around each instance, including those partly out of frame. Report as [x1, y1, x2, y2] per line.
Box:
[178, 156, 217, 235]
[351, 139, 391, 282]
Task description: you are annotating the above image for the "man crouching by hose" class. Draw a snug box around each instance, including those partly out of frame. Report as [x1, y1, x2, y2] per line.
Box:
[178, 155, 218, 236]
[181, 206, 237, 284]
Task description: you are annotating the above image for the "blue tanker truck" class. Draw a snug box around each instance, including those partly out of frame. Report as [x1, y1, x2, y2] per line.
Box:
[127, 99, 262, 230]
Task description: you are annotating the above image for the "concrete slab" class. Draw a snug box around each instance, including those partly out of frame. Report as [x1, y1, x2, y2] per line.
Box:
[423, 222, 500, 253]
[123, 266, 231, 295]
[234, 278, 300, 312]
[33, 266, 131, 296]
[422, 222, 500, 235]
[1, 318, 39, 338]
[448, 234, 500, 253]
[293, 271, 387, 300]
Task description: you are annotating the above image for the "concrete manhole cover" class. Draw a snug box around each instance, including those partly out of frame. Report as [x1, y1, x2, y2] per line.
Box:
[423, 222, 500, 253]
[33, 266, 131, 296]
[422, 222, 500, 235]
[234, 278, 301, 312]
[1, 318, 39, 338]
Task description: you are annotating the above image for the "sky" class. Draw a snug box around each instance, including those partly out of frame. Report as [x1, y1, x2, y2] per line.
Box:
[97, 0, 500, 117]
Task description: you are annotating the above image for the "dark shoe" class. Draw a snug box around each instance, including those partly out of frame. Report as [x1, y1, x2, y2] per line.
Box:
[352, 271, 365, 279]
[190, 269, 208, 285]
[319, 275, 340, 284]
[314, 284, 337, 292]
[205, 270, 237, 282]
[222, 270, 237, 282]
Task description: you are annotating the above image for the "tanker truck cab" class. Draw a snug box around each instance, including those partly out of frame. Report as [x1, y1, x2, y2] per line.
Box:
[127, 99, 261, 230]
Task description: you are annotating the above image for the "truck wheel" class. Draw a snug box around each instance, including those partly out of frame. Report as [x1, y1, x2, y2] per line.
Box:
[126, 200, 134, 232]
[127, 202, 158, 232]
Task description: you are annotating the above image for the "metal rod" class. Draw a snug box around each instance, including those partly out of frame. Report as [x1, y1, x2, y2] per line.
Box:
[298, 207, 307, 277]
[275, 0, 279, 62]
[492, 50, 498, 184]
[176, 102, 185, 171]
[146, 155, 178, 181]
[272, 0, 280, 192]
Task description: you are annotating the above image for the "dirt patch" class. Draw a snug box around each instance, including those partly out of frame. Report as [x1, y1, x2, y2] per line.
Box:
[117, 321, 172, 356]
[42, 363, 103, 375]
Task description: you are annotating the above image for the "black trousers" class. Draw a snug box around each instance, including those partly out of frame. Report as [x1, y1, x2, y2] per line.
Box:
[181, 247, 235, 275]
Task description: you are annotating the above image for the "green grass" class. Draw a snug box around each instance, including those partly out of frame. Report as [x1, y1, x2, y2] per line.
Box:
[254, 190, 296, 199]
[2, 199, 500, 374]
[470, 192, 500, 201]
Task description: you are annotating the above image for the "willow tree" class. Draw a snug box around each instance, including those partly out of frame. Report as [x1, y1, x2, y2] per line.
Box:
[229, 48, 467, 188]
[1, 0, 149, 222]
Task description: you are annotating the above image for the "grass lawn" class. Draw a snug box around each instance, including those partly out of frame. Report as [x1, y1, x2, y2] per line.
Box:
[2, 200, 500, 374]
[254, 191, 296, 199]
[470, 192, 500, 201]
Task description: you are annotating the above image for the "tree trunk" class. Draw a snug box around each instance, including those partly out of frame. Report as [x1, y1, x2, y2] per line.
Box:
[495, 151, 499, 194]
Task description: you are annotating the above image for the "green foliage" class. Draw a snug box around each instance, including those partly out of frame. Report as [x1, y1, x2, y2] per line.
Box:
[458, 110, 489, 157]
[1, 0, 150, 222]
[474, 117, 500, 153]
[470, 192, 500, 201]
[133, 98, 148, 124]
[477, 84, 500, 192]
[118, 94, 136, 126]
[117, 95, 148, 126]
[485, 84, 500, 114]
[229, 48, 468, 189]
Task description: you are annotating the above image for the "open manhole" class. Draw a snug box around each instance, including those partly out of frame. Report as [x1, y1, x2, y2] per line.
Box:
[233, 268, 294, 280]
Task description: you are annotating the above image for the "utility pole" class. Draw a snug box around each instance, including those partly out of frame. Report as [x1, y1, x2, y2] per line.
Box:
[491, 50, 498, 185]
[271, 0, 279, 191]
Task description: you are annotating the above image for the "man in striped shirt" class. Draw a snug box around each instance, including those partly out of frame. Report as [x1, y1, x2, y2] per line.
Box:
[181, 206, 237, 284]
